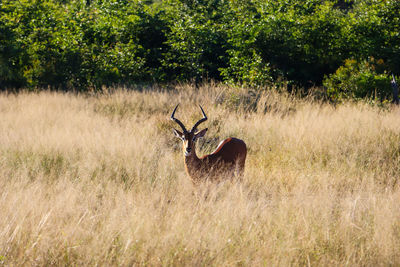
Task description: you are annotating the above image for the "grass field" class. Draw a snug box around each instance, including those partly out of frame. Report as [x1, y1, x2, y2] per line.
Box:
[1, 84, 400, 266]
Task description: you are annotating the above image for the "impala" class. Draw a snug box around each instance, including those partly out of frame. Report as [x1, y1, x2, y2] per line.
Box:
[171, 104, 247, 183]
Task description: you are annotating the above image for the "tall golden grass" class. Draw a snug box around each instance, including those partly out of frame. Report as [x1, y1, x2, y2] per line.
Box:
[1, 84, 400, 265]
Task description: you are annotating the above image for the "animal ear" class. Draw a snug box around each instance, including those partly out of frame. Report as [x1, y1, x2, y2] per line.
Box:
[195, 128, 208, 139]
[173, 128, 184, 140]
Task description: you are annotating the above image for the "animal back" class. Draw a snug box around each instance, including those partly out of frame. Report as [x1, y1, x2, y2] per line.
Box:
[202, 137, 246, 164]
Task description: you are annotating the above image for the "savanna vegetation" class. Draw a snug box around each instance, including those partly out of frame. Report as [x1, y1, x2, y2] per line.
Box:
[1, 0, 400, 265]
[1, 0, 400, 101]
[1, 85, 400, 265]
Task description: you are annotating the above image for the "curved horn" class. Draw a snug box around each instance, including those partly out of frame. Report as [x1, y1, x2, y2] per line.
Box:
[191, 105, 207, 132]
[171, 104, 188, 133]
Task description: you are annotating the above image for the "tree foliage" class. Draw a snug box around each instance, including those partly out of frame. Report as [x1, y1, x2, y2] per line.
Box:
[0, 0, 399, 98]
[324, 57, 393, 101]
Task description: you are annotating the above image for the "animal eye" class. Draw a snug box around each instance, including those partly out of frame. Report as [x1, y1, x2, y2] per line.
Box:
[192, 137, 196, 141]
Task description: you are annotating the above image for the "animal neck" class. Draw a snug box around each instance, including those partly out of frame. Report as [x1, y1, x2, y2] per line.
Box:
[184, 148, 203, 181]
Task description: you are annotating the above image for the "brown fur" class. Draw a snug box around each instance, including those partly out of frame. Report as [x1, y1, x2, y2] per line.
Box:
[183, 137, 247, 183]
[171, 105, 247, 183]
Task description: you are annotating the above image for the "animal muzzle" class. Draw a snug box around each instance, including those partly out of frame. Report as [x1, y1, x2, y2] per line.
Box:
[185, 147, 192, 156]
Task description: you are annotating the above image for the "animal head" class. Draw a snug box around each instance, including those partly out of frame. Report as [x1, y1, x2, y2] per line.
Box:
[171, 105, 208, 156]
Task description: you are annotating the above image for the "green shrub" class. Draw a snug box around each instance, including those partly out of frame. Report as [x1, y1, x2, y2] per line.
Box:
[0, 0, 399, 93]
[323, 58, 392, 102]
[161, 0, 231, 82]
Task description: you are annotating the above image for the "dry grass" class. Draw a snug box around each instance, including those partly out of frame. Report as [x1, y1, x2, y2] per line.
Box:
[1, 84, 400, 266]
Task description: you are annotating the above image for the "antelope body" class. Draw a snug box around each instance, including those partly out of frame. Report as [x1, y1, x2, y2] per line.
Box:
[171, 105, 247, 183]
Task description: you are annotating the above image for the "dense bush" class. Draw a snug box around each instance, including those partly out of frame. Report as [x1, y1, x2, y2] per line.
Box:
[161, 0, 231, 82]
[0, 0, 399, 97]
[222, 1, 348, 87]
[0, 0, 167, 89]
[323, 58, 393, 102]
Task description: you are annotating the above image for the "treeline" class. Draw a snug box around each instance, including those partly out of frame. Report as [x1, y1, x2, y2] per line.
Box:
[1, 0, 399, 100]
